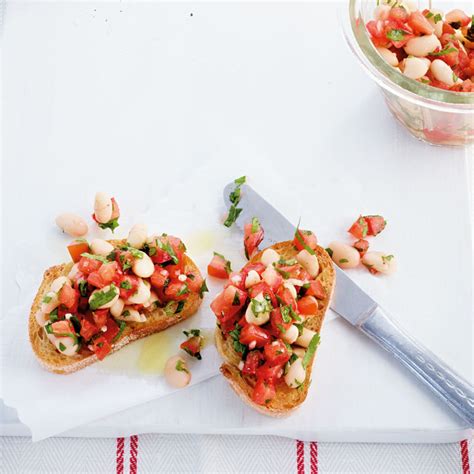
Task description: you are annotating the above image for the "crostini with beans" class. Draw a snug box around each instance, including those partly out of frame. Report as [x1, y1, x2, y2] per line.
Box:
[29, 225, 206, 374]
[212, 225, 335, 416]
[367, 3, 474, 92]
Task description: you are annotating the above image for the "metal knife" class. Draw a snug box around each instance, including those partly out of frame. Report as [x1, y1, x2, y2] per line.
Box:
[224, 181, 474, 426]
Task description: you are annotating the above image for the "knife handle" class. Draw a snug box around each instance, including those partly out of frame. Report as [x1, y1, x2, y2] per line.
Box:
[360, 306, 474, 426]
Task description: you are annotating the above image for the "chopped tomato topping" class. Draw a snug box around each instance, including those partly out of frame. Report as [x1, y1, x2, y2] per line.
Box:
[150, 266, 169, 290]
[58, 284, 79, 311]
[293, 229, 318, 252]
[348, 216, 368, 239]
[116, 274, 139, 300]
[248, 282, 277, 308]
[263, 339, 290, 366]
[87, 271, 107, 289]
[365, 215, 386, 236]
[275, 286, 297, 311]
[102, 317, 120, 343]
[244, 218, 264, 259]
[207, 253, 231, 279]
[407, 11, 434, 35]
[92, 309, 109, 329]
[98, 262, 118, 285]
[239, 324, 271, 348]
[242, 350, 265, 376]
[297, 295, 319, 316]
[255, 361, 285, 383]
[51, 320, 75, 335]
[78, 256, 102, 275]
[270, 307, 293, 337]
[353, 239, 369, 257]
[184, 272, 204, 294]
[210, 285, 247, 325]
[79, 316, 99, 341]
[67, 241, 90, 263]
[252, 379, 276, 406]
[90, 336, 112, 360]
[164, 281, 190, 302]
[304, 280, 326, 300]
[180, 335, 203, 359]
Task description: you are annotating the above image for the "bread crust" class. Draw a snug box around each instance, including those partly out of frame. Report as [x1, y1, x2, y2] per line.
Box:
[215, 241, 335, 416]
[29, 239, 203, 374]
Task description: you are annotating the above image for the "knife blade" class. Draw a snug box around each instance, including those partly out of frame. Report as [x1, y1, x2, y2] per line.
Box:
[223, 181, 474, 426]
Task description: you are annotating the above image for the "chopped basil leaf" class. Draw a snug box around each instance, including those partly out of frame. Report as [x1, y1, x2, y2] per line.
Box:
[213, 251, 232, 274]
[187, 274, 195, 281]
[280, 305, 293, 324]
[89, 284, 118, 311]
[294, 227, 316, 255]
[295, 323, 304, 336]
[386, 29, 406, 42]
[164, 301, 177, 316]
[122, 310, 131, 317]
[424, 11, 434, 19]
[251, 217, 260, 233]
[78, 280, 88, 297]
[175, 359, 189, 373]
[232, 291, 241, 306]
[42, 295, 52, 304]
[234, 175, 246, 186]
[120, 280, 132, 289]
[176, 283, 189, 297]
[277, 257, 297, 266]
[302, 333, 321, 369]
[157, 237, 179, 265]
[98, 218, 119, 232]
[59, 342, 66, 352]
[49, 308, 59, 323]
[120, 245, 144, 259]
[45, 323, 53, 334]
[430, 46, 458, 56]
[433, 13, 442, 23]
[183, 329, 201, 337]
[325, 247, 333, 258]
[224, 176, 246, 227]
[229, 324, 247, 356]
[81, 252, 108, 263]
[148, 246, 157, 257]
[112, 321, 126, 343]
[276, 324, 287, 334]
[175, 301, 185, 314]
[381, 254, 394, 263]
[251, 297, 272, 315]
[199, 280, 209, 299]
[106, 250, 117, 261]
[339, 258, 349, 264]
[224, 205, 243, 228]
[274, 266, 290, 279]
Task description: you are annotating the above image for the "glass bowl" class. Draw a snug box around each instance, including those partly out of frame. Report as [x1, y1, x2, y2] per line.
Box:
[342, 0, 474, 146]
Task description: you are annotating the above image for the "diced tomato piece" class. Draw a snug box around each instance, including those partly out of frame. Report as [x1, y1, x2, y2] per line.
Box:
[180, 336, 202, 358]
[407, 11, 434, 35]
[304, 280, 326, 300]
[184, 272, 204, 294]
[365, 215, 386, 236]
[263, 339, 290, 366]
[442, 22, 455, 34]
[210, 285, 247, 323]
[225, 271, 246, 290]
[102, 317, 120, 343]
[241, 262, 266, 278]
[51, 319, 75, 335]
[244, 219, 264, 259]
[256, 361, 285, 383]
[276, 286, 297, 311]
[67, 241, 90, 263]
[79, 296, 89, 312]
[276, 263, 308, 281]
[79, 316, 98, 341]
[389, 6, 409, 22]
[165, 263, 185, 279]
[90, 336, 112, 360]
[58, 284, 79, 312]
[248, 282, 277, 308]
[261, 265, 283, 292]
[87, 271, 107, 289]
[164, 281, 190, 302]
[366, 20, 389, 47]
[348, 216, 368, 239]
[150, 266, 169, 290]
[110, 197, 120, 220]
[98, 262, 118, 285]
[298, 295, 319, 316]
[239, 324, 271, 348]
[252, 379, 276, 405]
[242, 350, 265, 376]
[270, 307, 293, 337]
[207, 253, 231, 279]
[353, 239, 370, 257]
[92, 309, 109, 328]
[151, 235, 185, 265]
[293, 229, 318, 252]
[78, 256, 102, 275]
[116, 274, 139, 299]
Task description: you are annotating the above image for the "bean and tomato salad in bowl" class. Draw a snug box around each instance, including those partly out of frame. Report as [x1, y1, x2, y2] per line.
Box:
[344, 0, 474, 146]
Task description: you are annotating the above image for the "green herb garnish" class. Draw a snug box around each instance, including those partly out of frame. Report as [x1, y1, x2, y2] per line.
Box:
[156, 236, 179, 265]
[89, 284, 118, 311]
[120, 280, 132, 289]
[176, 284, 189, 297]
[251, 217, 260, 233]
[294, 227, 316, 255]
[430, 46, 458, 56]
[199, 280, 209, 299]
[214, 252, 232, 274]
[78, 280, 88, 297]
[229, 324, 247, 356]
[42, 295, 52, 304]
[183, 329, 201, 337]
[302, 333, 321, 369]
[224, 176, 246, 227]
[386, 29, 406, 42]
[175, 359, 189, 373]
[81, 252, 108, 263]
[250, 297, 272, 315]
[112, 321, 126, 343]
[98, 218, 119, 232]
[59, 342, 66, 352]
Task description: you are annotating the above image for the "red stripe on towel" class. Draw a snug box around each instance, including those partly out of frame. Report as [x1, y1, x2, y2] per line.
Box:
[130, 435, 139, 474]
[116, 437, 124, 474]
[296, 440, 305, 474]
[310, 442, 318, 474]
[460, 439, 470, 474]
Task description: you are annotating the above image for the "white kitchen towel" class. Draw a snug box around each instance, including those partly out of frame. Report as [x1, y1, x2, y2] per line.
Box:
[1, 435, 472, 473]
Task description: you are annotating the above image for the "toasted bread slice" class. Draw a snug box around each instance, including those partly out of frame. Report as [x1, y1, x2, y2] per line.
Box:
[215, 241, 335, 416]
[29, 239, 203, 374]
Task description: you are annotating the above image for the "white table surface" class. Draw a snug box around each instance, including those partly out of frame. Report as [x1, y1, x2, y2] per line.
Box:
[1, 1, 472, 444]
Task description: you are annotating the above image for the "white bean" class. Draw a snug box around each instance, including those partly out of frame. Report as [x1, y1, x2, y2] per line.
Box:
[89, 285, 119, 309]
[143, 291, 159, 309]
[115, 306, 146, 323]
[132, 252, 155, 279]
[404, 34, 441, 57]
[402, 57, 431, 79]
[376, 47, 399, 67]
[128, 223, 148, 249]
[328, 241, 360, 269]
[296, 249, 319, 278]
[55, 213, 88, 237]
[47, 333, 79, 357]
[281, 325, 299, 344]
[362, 251, 397, 275]
[90, 238, 114, 257]
[283, 282, 297, 299]
[292, 347, 306, 358]
[295, 327, 317, 348]
[35, 310, 49, 327]
[127, 279, 151, 305]
[284, 358, 306, 388]
[426, 10, 444, 37]
[50, 276, 70, 294]
[245, 292, 270, 326]
[260, 248, 280, 267]
[245, 270, 261, 288]
[164, 355, 191, 388]
[430, 59, 459, 86]
[67, 263, 80, 280]
[110, 298, 125, 318]
[94, 192, 113, 224]
[41, 291, 60, 314]
[261, 266, 281, 288]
